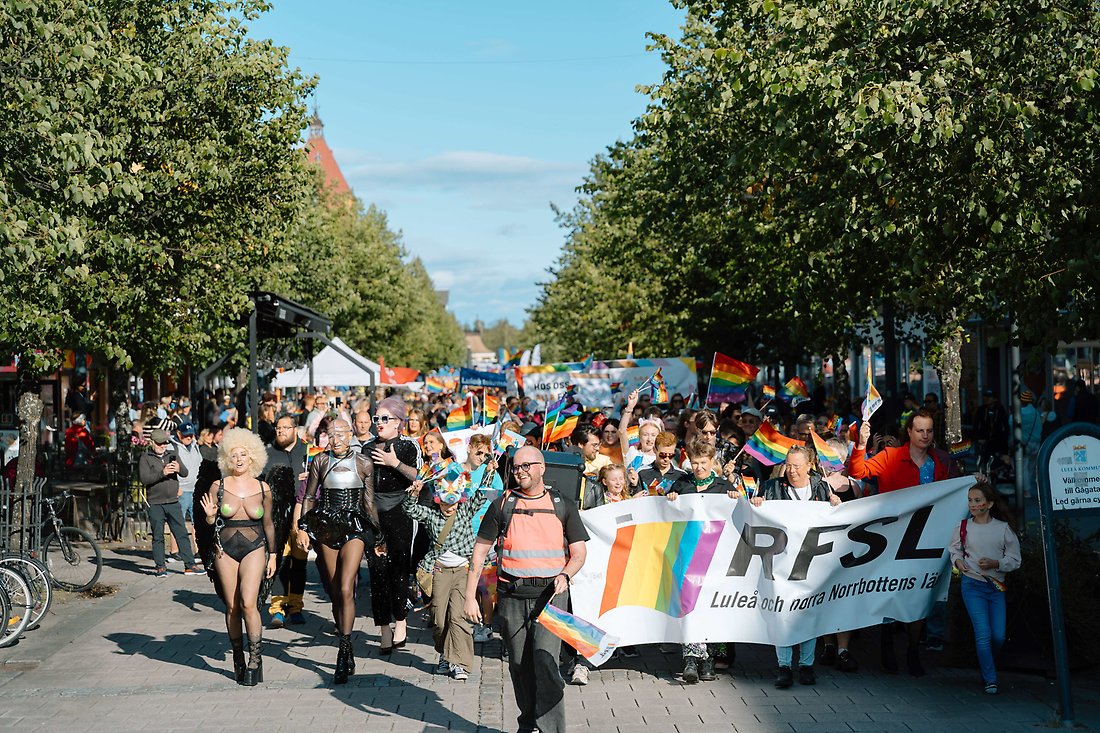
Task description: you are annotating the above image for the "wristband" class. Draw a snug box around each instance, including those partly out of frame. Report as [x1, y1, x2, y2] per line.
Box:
[558, 572, 571, 584]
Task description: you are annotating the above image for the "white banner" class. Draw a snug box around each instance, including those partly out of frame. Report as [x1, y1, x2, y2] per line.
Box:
[571, 476, 974, 647]
[516, 357, 697, 408]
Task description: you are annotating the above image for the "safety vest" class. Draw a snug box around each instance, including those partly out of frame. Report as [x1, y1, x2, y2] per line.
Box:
[498, 491, 568, 579]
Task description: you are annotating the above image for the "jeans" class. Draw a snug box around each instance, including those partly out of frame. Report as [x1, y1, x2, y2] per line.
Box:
[180, 491, 194, 521]
[776, 640, 816, 668]
[148, 501, 194, 569]
[961, 575, 1006, 684]
[498, 588, 568, 733]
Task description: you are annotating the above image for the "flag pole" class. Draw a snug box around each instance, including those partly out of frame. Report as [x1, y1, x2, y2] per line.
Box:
[705, 352, 716, 408]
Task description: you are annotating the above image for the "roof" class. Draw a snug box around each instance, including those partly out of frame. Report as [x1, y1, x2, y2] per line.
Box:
[465, 332, 490, 354]
[306, 113, 351, 196]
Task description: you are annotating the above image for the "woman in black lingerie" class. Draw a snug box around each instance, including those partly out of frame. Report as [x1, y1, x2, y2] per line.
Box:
[199, 428, 276, 686]
[299, 418, 382, 684]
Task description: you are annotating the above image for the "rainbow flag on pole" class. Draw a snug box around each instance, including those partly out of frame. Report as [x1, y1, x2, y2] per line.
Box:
[950, 439, 973, 458]
[543, 387, 581, 445]
[863, 354, 883, 421]
[762, 384, 776, 401]
[781, 376, 810, 402]
[810, 430, 845, 472]
[537, 603, 620, 666]
[743, 422, 805, 466]
[446, 396, 475, 430]
[625, 424, 639, 451]
[483, 394, 500, 424]
[650, 368, 669, 403]
[740, 475, 758, 496]
[707, 353, 759, 405]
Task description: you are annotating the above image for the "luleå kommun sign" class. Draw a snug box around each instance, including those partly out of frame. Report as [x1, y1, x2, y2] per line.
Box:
[1047, 434, 1100, 511]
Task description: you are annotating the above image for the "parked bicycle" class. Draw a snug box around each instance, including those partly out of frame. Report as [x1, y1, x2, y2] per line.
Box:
[40, 492, 102, 592]
[0, 554, 52, 630]
[0, 563, 34, 648]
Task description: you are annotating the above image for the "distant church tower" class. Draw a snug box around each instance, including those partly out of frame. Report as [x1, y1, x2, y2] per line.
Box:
[305, 106, 352, 196]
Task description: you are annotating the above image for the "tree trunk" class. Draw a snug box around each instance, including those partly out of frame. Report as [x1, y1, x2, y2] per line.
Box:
[936, 327, 964, 445]
[882, 302, 899, 399]
[832, 351, 850, 411]
[14, 363, 44, 539]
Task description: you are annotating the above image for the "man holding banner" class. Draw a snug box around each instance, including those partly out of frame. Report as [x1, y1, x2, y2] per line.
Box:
[463, 445, 589, 733]
[848, 408, 961, 676]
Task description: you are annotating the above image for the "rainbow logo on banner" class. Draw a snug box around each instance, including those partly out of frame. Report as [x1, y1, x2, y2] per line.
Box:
[537, 603, 620, 665]
[600, 520, 726, 618]
[743, 421, 805, 466]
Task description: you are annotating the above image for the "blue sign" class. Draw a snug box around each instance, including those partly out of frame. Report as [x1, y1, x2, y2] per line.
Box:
[460, 367, 508, 389]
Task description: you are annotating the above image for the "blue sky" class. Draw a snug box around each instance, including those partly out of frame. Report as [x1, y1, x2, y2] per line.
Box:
[248, 2, 684, 328]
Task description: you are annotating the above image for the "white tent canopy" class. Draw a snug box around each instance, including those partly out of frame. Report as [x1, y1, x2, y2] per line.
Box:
[271, 336, 380, 389]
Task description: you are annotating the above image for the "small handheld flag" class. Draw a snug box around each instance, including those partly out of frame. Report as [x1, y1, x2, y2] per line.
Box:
[781, 376, 810, 402]
[762, 384, 776, 401]
[950, 440, 973, 458]
[810, 430, 845, 472]
[741, 475, 758, 496]
[537, 603, 620, 666]
[829, 415, 843, 434]
[483, 394, 500, 424]
[707, 353, 760, 405]
[625, 425, 640, 451]
[863, 355, 882, 421]
[446, 396, 475, 430]
[743, 422, 806, 466]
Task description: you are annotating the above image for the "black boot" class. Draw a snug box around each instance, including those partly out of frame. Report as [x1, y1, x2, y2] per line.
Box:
[881, 625, 898, 674]
[230, 636, 245, 684]
[241, 636, 263, 686]
[346, 633, 355, 675]
[334, 634, 352, 685]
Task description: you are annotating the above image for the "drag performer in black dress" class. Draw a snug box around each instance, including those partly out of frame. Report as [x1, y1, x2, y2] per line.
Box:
[299, 418, 382, 684]
[363, 397, 423, 654]
[198, 428, 277, 686]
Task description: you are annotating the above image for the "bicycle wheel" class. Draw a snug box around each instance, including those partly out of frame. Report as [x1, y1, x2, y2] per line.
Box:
[0, 555, 53, 629]
[0, 565, 33, 647]
[0, 584, 9, 641]
[44, 527, 103, 592]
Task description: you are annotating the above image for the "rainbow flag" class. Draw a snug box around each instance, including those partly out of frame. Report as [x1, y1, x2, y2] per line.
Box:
[600, 520, 726, 618]
[306, 444, 326, 467]
[537, 603, 620, 666]
[649, 368, 669, 403]
[446, 396, 474, 430]
[810, 430, 844, 472]
[707, 353, 760, 405]
[863, 356, 882, 421]
[494, 429, 522, 456]
[543, 404, 580, 444]
[950, 439, 973, 458]
[483, 394, 500, 424]
[743, 421, 805, 466]
[625, 425, 639, 451]
[829, 415, 843, 434]
[781, 376, 809, 402]
[643, 477, 676, 496]
[425, 375, 446, 393]
[741, 475, 758, 496]
[762, 384, 776, 401]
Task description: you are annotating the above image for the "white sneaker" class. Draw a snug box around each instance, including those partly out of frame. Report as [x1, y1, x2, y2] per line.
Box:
[435, 655, 450, 675]
[570, 666, 589, 685]
[450, 664, 469, 681]
[473, 625, 494, 643]
[165, 557, 182, 564]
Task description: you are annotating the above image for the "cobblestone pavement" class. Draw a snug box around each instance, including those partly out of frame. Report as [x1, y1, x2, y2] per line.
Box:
[0, 547, 1097, 732]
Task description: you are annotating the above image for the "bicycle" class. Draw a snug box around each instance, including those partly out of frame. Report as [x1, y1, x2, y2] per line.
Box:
[0, 580, 9, 642]
[0, 563, 34, 648]
[40, 492, 102, 592]
[0, 554, 52, 630]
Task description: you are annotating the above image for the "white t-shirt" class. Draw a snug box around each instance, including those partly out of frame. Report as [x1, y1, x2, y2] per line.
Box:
[437, 550, 468, 568]
[625, 447, 655, 471]
[791, 484, 812, 502]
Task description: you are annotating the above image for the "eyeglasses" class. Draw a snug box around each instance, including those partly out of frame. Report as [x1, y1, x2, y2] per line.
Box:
[657, 452, 676, 459]
[699, 429, 717, 436]
[372, 415, 400, 425]
[510, 461, 544, 474]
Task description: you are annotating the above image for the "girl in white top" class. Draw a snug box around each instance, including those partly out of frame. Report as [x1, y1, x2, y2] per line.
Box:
[948, 482, 1022, 695]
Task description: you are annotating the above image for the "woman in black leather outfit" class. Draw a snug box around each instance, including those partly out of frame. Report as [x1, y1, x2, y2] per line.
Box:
[364, 397, 423, 654]
[299, 418, 381, 684]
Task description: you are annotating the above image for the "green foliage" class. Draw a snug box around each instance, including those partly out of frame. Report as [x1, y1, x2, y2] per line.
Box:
[530, 0, 1100, 362]
[477, 319, 522, 353]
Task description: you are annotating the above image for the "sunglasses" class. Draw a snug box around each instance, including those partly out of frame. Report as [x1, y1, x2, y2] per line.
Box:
[372, 415, 400, 425]
[657, 452, 676, 459]
[510, 461, 544, 474]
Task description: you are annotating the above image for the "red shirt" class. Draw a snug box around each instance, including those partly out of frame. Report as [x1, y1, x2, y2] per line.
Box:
[847, 444, 959, 493]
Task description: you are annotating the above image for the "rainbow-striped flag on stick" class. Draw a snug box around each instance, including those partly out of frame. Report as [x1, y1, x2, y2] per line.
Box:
[950, 439, 973, 458]
[762, 384, 776, 401]
[483, 394, 500, 424]
[625, 425, 639, 451]
[810, 430, 845, 472]
[741, 475, 758, 496]
[446, 396, 475, 430]
[537, 603, 620, 666]
[707, 353, 760, 405]
[781, 376, 810, 402]
[543, 386, 581, 445]
[863, 355, 882, 421]
[744, 422, 806, 466]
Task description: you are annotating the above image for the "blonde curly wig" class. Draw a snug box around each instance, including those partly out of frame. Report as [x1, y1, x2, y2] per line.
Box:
[217, 428, 268, 478]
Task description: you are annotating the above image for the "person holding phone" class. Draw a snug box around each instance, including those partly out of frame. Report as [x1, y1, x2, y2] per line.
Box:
[138, 428, 203, 578]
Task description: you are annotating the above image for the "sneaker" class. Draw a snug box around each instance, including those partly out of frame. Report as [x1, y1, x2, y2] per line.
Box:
[836, 649, 859, 673]
[154, 567, 167, 578]
[925, 638, 944, 652]
[775, 666, 794, 689]
[436, 655, 450, 675]
[450, 664, 469, 681]
[184, 566, 206, 576]
[798, 665, 817, 685]
[473, 625, 494, 643]
[269, 612, 285, 629]
[166, 555, 182, 564]
[698, 657, 716, 682]
[570, 665, 589, 686]
[984, 682, 998, 695]
[682, 657, 699, 684]
[820, 643, 837, 666]
[289, 612, 306, 625]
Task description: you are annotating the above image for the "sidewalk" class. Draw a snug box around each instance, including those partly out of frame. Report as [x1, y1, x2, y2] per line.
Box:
[0, 546, 1096, 732]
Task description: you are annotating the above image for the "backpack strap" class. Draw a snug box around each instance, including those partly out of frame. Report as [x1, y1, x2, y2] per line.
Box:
[496, 489, 568, 543]
[959, 518, 968, 558]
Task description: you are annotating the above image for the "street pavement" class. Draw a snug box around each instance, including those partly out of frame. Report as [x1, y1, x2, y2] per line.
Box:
[1, 546, 1097, 732]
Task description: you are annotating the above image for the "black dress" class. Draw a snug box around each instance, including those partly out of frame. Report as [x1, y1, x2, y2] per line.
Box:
[299, 451, 379, 549]
[362, 436, 422, 626]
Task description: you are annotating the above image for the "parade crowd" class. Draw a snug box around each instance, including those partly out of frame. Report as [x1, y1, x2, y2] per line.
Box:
[130, 381, 1028, 732]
